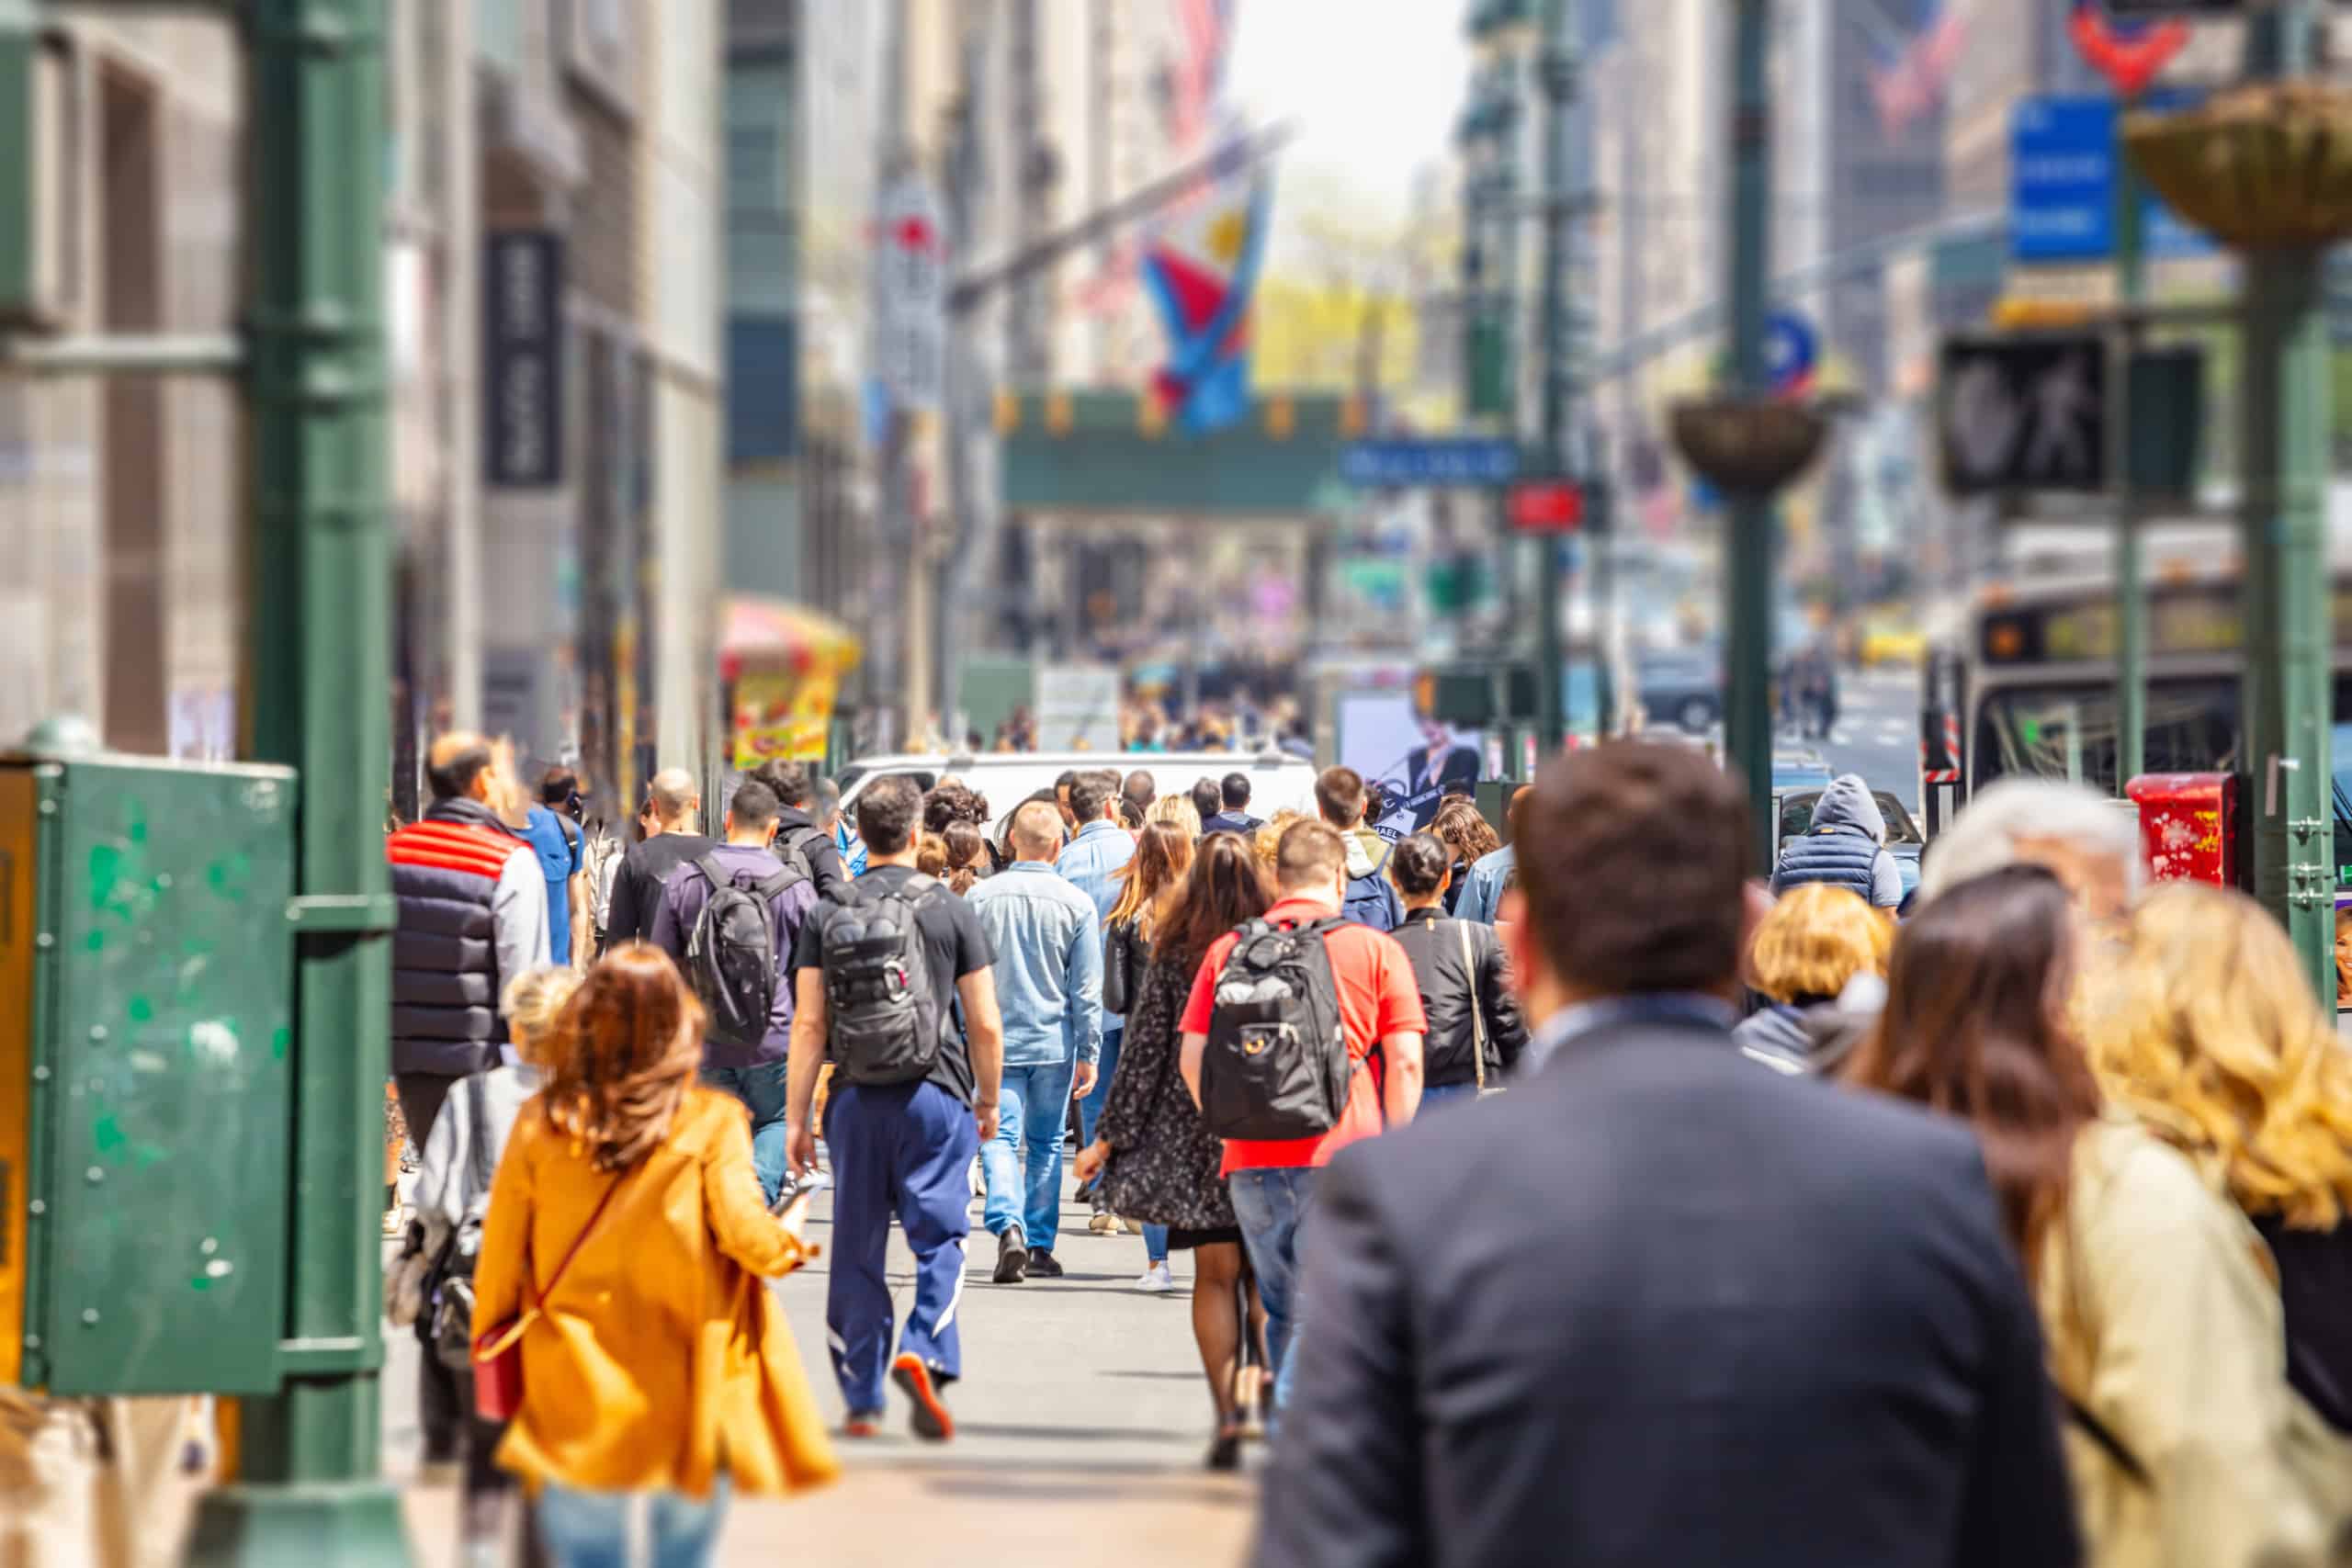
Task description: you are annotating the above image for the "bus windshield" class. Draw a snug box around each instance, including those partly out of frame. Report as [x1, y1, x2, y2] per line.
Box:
[1974, 677, 2352, 891]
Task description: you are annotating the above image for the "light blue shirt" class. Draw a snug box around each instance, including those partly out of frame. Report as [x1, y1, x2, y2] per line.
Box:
[1056, 818, 1136, 924]
[1521, 992, 1737, 1074]
[1456, 843, 1515, 926]
[967, 861, 1105, 1068]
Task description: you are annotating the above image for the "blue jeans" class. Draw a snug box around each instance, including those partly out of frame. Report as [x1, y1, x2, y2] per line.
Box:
[1228, 1166, 1319, 1412]
[702, 1059, 791, 1204]
[1419, 1082, 1480, 1110]
[982, 1057, 1076, 1253]
[536, 1483, 728, 1568]
[1078, 1025, 1122, 1149]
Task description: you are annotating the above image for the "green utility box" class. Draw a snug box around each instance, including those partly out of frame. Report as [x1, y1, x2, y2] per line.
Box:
[0, 754, 298, 1395]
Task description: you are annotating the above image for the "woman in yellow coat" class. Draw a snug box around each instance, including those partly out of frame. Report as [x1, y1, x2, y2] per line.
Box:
[472, 943, 840, 1562]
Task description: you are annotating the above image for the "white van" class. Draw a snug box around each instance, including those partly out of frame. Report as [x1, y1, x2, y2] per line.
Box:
[834, 749, 1322, 839]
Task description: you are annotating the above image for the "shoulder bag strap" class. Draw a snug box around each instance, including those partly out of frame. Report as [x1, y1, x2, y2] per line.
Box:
[475, 1163, 635, 1360]
[694, 853, 732, 893]
[1453, 919, 1486, 1091]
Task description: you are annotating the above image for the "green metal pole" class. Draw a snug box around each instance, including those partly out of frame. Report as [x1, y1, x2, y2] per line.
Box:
[1534, 0, 1571, 755]
[1723, 0, 1776, 870]
[187, 0, 405, 1559]
[2239, 0, 2335, 1000]
[2113, 113, 2146, 792]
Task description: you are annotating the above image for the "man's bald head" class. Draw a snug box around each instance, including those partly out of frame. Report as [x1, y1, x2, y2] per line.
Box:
[1010, 799, 1065, 861]
[648, 768, 700, 830]
[425, 732, 494, 803]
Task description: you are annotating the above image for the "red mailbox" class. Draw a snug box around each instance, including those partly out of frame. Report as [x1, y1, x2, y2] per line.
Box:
[2126, 772, 2236, 887]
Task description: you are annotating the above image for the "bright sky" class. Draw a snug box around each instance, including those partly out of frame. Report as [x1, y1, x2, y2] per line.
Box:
[1223, 0, 1469, 264]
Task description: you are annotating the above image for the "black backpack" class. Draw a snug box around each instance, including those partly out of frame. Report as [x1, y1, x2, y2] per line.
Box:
[820, 874, 948, 1086]
[1199, 915, 1353, 1141]
[685, 854, 802, 1052]
[775, 823, 824, 883]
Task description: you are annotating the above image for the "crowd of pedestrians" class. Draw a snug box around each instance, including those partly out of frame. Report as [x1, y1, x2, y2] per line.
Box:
[356, 730, 2352, 1567]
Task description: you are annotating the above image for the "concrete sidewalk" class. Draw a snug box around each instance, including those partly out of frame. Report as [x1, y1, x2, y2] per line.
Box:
[388, 1172, 1260, 1565]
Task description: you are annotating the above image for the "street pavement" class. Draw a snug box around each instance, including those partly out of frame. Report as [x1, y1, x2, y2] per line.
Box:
[1808, 666, 1925, 810]
[386, 1169, 1257, 1566]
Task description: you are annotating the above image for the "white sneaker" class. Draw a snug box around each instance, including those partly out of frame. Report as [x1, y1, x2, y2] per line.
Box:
[1135, 1260, 1176, 1293]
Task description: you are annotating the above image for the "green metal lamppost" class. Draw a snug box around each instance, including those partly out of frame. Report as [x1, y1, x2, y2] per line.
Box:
[2125, 0, 2340, 998]
[1669, 0, 1831, 869]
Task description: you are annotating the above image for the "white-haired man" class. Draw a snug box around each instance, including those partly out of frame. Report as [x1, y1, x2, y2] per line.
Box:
[1916, 777, 2142, 918]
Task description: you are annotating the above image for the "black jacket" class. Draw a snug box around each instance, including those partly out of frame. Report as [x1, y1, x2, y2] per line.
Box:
[603, 830, 715, 947]
[1384, 907, 1526, 1087]
[770, 807, 850, 905]
[1253, 1018, 2081, 1568]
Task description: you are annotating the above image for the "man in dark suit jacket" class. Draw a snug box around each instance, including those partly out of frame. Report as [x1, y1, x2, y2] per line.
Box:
[1253, 741, 2080, 1568]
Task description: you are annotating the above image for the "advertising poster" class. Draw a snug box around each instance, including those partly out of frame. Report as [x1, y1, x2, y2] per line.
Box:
[1336, 690, 1486, 841]
[732, 669, 835, 768]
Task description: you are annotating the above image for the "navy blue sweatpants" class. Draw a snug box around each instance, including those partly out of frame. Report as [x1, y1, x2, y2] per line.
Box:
[821, 1079, 979, 1414]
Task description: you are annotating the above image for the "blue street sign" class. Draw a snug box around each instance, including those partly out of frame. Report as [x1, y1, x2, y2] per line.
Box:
[1763, 310, 1818, 398]
[1340, 438, 1521, 489]
[2010, 93, 2215, 265]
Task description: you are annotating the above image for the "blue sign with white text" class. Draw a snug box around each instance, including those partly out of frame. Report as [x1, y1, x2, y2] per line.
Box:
[1340, 438, 1521, 489]
[2011, 94, 2214, 265]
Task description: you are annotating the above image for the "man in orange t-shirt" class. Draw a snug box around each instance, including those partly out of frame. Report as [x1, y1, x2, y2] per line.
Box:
[1180, 818, 1426, 1415]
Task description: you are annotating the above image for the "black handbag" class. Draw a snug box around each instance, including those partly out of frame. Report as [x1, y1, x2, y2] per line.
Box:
[1103, 919, 1136, 1017]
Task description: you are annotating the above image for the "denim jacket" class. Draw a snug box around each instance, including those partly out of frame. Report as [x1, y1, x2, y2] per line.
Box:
[1056, 818, 1135, 923]
[1456, 843, 1516, 926]
[967, 862, 1105, 1067]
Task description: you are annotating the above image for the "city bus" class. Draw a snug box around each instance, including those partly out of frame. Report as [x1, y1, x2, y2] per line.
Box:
[1950, 498, 2352, 886]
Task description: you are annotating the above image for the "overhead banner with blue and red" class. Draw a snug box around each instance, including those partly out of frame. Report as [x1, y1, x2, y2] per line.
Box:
[1142, 163, 1272, 437]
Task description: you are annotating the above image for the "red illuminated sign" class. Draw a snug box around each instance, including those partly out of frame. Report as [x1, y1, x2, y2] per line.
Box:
[1509, 481, 1584, 533]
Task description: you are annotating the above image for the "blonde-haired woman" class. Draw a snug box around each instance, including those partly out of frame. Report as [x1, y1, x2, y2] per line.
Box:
[1734, 884, 1894, 1074]
[1146, 792, 1202, 840]
[473, 944, 837, 1564]
[402, 964, 579, 1562]
[2086, 883, 2352, 1462]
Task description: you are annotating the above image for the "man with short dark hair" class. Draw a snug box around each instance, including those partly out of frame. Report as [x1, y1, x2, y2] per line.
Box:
[1057, 769, 1134, 923]
[1054, 769, 1082, 832]
[1455, 784, 1532, 926]
[519, 765, 588, 965]
[751, 757, 851, 903]
[1189, 777, 1224, 830]
[603, 767, 713, 945]
[1313, 766, 1403, 932]
[1180, 818, 1425, 1416]
[1121, 769, 1156, 819]
[786, 773, 1004, 1443]
[649, 778, 820, 1203]
[1204, 771, 1263, 836]
[1252, 743, 2081, 1568]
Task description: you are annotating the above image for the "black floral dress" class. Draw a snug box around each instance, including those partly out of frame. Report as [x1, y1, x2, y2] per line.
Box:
[1097, 949, 1238, 1238]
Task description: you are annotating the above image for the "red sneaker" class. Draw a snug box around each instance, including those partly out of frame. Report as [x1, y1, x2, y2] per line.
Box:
[843, 1410, 885, 1438]
[890, 1353, 956, 1442]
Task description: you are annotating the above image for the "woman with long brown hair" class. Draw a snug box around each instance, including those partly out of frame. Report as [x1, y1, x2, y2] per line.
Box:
[472, 944, 838, 1563]
[1074, 829, 1272, 1469]
[1084, 822, 1198, 1258]
[1846, 866, 2326, 1567]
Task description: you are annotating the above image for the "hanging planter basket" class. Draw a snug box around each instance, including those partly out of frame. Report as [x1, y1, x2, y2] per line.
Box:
[1668, 397, 1829, 498]
[2123, 82, 2352, 252]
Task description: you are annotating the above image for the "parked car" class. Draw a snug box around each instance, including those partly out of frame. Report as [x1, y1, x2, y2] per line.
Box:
[1637, 647, 1723, 735]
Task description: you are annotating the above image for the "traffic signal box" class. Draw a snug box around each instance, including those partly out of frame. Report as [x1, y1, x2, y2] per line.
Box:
[0, 754, 297, 1395]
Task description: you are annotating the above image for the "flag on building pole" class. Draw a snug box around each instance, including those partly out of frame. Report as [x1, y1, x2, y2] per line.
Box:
[1867, 0, 1966, 138]
[1142, 165, 1272, 436]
